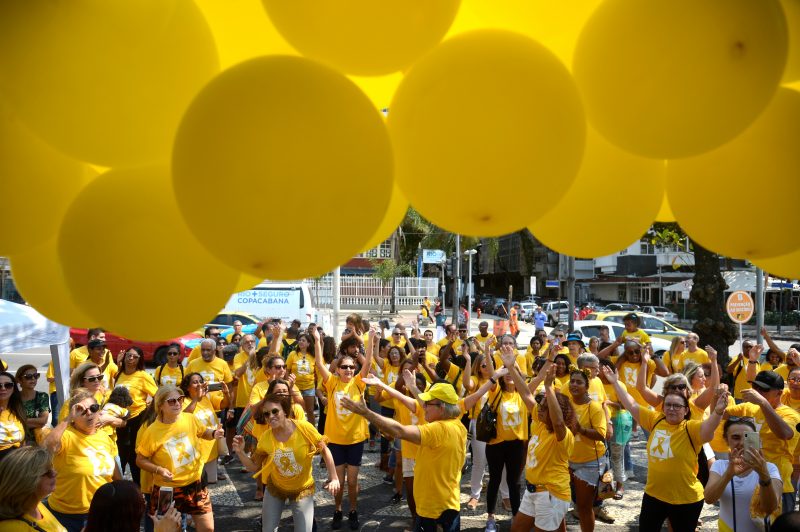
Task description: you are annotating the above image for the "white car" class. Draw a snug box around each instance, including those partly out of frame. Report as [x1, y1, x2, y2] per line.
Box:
[641, 306, 680, 323]
[555, 320, 673, 357]
[541, 301, 572, 327]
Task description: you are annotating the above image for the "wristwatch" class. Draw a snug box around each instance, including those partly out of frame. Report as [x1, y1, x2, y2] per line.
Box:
[489, 377, 497, 384]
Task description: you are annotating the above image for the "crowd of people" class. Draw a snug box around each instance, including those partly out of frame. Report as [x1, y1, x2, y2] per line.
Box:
[2, 311, 800, 532]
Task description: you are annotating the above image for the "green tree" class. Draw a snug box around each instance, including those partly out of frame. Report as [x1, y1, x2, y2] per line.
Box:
[370, 257, 413, 315]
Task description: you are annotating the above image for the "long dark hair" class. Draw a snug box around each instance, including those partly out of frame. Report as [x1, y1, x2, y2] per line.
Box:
[0, 372, 27, 441]
[123, 346, 145, 372]
[84, 480, 146, 532]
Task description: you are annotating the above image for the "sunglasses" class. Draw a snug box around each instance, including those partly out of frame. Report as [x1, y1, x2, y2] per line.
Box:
[265, 408, 282, 418]
[78, 403, 101, 416]
[165, 396, 185, 406]
[23, 373, 41, 380]
[83, 375, 103, 383]
[728, 416, 755, 423]
[167, 352, 180, 356]
[668, 383, 688, 391]
[339, 365, 356, 370]
[271, 364, 286, 370]
[0, 382, 15, 390]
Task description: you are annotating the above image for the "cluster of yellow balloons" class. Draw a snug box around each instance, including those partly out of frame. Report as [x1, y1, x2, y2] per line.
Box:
[0, 0, 798, 339]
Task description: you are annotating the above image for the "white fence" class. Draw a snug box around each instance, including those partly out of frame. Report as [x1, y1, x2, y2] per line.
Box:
[309, 276, 439, 310]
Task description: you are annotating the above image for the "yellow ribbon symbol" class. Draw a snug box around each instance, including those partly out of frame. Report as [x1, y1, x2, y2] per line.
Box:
[174, 441, 191, 464]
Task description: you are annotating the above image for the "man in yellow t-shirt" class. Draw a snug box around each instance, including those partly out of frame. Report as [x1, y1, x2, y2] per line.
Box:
[666, 333, 709, 373]
[186, 339, 234, 410]
[225, 320, 244, 342]
[186, 326, 222, 364]
[726, 340, 758, 401]
[475, 321, 497, 352]
[422, 329, 440, 358]
[69, 328, 112, 372]
[341, 382, 467, 530]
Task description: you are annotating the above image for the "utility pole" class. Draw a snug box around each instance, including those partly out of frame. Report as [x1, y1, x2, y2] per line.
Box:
[333, 266, 340, 339]
[452, 234, 461, 323]
[465, 249, 477, 330]
[756, 267, 764, 346]
[567, 256, 576, 331]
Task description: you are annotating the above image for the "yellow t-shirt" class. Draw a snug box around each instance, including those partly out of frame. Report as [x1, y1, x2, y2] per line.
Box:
[760, 362, 790, 381]
[466, 376, 490, 419]
[154, 364, 184, 388]
[621, 329, 651, 346]
[726, 402, 800, 493]
[49, 426, 116, 514]
[603, 380, 628, 416]
[487, 388, 528, 444]
[379, 359, 401, 408]
[1, 502, 67, 532]
[233, 351, 257, 408]
[115, 370, 158, 418]
[46, 361, 57, 394]
[136, 412, 206, 488]
[389, 336, 407, 349]
[618, 359, 656, 408]
[185, 395, 223, 463]
[587, 377, 608, 405]
[475, 333, 497, 351]
[100, 403, 128, 444]
[423, 363, 464, 396]
[728, 354, 755, 399]
[525, 411, 575, 501]
[69, 346, 112, 370]
[413, 418, 467, 519]
[394, 399, 426, 459]
[186, 357, 234, 408]
[425, 343, 441, 357]
[186, 344, 202, 364]
[667, 348, 709, 373]
[780, 390, 800, 465]
[322, 374, 369, 445]
[286, 350, 316, 391]
[257, 419, 324, 492]
[568, 399, 607, 463]
[138, 418, 154, 493]
[0, 409, 25, 451]
[493, 352, 528, 377]
[58, 389, 110, 423]
[708, 395, 736, 453]
[640, 408, 704, 505]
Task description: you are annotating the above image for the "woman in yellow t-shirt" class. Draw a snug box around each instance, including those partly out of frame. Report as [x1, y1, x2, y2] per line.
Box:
[43, 388, 118, 532]
[781, 366, 800, 490]
[565, 367, 608, 531]
[115, 347, 158, 487]
[372, 344, 405, 473]
[512, 365, 575, 532]
[233, 394, 339, 532]
[0, 371, 27, 459]
[154, 343, 184, 388]
[135, 385, 224, 532]
[0, 446, 65, 532]
[603, 366, 729, 531]
[314, 328, 372, 529]
[285, 333, 318, 425]
[182, 373, 227, 484]
[462, 350, 494, 510]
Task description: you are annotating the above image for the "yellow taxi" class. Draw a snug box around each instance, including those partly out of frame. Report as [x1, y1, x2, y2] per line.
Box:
[583, 311, 687, 341]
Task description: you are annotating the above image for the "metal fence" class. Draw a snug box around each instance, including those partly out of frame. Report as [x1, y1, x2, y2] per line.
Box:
[309, 276, 439, 310]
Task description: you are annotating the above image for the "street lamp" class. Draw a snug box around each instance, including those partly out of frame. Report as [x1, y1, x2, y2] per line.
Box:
[464, 249, 477, 330]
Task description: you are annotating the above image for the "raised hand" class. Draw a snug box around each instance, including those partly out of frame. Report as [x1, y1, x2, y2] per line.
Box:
[232, 435, 245, 453]
[500, 345, 516, 368]
[706, 345, 717, 362]
[601, 365, 618, 385]
[361, 376, 381, 387]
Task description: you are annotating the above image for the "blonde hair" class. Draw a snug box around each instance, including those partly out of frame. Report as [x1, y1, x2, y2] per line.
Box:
[669, 336, 684, 356]
[683, 362, 703, 386]
[68, 387, 96, 410]
[0, 446, 54, 519]
[153, 385, 181, 415]
[70, 362, 100, 391]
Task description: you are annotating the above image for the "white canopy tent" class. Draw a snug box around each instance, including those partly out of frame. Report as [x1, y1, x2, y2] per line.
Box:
[0, 299, 71, 403]
[663, 271, 798, 294]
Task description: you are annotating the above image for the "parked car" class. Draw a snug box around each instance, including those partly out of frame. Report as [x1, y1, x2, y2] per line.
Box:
[641, 306, 680, 323]
[554, 320, 674, 357]
[582, 311, 687, 341]
[206, 311, 262, 329]
[519, 302, 536, 322]
[474, 295, 493, 312]
[541, 300, 571, 327]
[69, 328, 201, 366]
[491, 297, 509, 317]
[520, 295, 539, 304]
[605, 302, 641, 311]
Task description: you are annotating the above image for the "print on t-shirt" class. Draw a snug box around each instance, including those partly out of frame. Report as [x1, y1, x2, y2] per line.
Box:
[200, 371, 216, 384]
[165, 433, 197, 472]
[85, 446, 115, 477]
[622, 367, 637, 386]
[295, 358, 311, 376]
[526, 434, 540, 468]
[649, 429, 674, 460]
[0, 421, 23, 444]
[274, 448, 302, 477]
[501, 401, 521, 429]
[334, 391, 352, 418]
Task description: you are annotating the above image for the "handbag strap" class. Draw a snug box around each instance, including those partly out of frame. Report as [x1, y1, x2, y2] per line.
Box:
[11, 517, 48, 532]
[730, 476, 737, 532]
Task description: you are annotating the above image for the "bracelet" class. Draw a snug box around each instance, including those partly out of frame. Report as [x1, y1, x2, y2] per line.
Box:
[154, 467, 161, 476]
[758, 477, 771, 486]
[748, 360, 758, 364]
[489, 377, 497, 384]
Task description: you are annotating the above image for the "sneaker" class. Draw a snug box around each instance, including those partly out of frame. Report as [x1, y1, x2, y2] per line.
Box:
[389, 492, 403, 504]
[485, 517, 497, 532]
[332, 511, 343, 530]
[382, 474, 394, 485]
[594, 506, 615, 524]
[348, 510, 359, 530]
[218, 454, 233, 466]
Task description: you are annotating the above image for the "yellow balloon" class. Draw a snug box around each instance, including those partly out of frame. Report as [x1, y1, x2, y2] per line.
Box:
[194, 0, 295, 69]
[360, 184, 409, 253]
[0, 104, 93, 255]
[388, 30, 586, 237]
[350, 73, 404, 111]
[451, 0, 602, 66]
[57, 166, 240, 341]
[261, 0, 461, 75]
[668, 88, 800, 259]
[655, 188, 676, 223]
[573, 0, 788, 159]
[9, 239, 95, 328]
[782, 0, 800, 82]
[755, 248, 800, 279]
[529, 127, 664, 258]
[173, 57, 393, 279]
[0, 0, 219, 167]
[235, 273, 264, 292]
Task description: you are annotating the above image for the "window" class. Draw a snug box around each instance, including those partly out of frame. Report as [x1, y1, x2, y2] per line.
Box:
[359, 238, 393, 259]
[238, 316, 258, 325]
[612, 326, 625, 337]
[642, 317, 665, 331]
[212, 315, 232, 326]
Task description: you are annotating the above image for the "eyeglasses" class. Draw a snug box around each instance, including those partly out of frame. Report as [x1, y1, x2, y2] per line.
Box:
[0, 382, 15, 390]
[41, 469, 57, 479]
[424, 401, 443, 408]
[83, 375, 103, 383]
[167, 352, 180, 356]
[339, 365, 356, 370]
[663, 402, 687, 411]
[23, 373, 40, 380]
[667, 383, 688, 391]
[265, 408, 282, 418]
[126, 353, 140, 359]
[788, 377, 800, 383]
[165, 396, 185, 406]
[728, 416, 755, 423]
[554, 334, 565, 338]
[79, 403, 101, 416]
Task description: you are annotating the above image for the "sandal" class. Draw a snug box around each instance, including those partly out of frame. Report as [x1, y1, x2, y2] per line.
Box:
[613, 486, 625, 500]
[254, 490, 264, 502]
[467, 498, 479, 510]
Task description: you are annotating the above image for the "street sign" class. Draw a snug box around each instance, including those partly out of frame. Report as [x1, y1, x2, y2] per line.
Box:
[771, 282, 794, 289]
[530, 276, 537, 295]
[726, 291, 755, 324]
[545, 280, 559, 288]
[422, 249, 446, 264]
[681, 290, 690, 299]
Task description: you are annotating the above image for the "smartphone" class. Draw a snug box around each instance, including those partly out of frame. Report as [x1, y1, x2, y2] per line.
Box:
[743, 431, 761, 452]
[207, 382, 223, 392]
[156, 486, 173, 517]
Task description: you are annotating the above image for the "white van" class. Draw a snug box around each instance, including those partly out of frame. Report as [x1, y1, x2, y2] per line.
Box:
[222, 282, 317, 327]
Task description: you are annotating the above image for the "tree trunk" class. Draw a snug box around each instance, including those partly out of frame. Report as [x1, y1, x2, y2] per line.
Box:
[379, 281, 385, 316]
[690, 240, 738, 367]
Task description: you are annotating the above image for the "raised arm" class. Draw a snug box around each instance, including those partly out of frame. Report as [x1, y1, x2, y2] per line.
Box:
[462, 367, 507, 411]
[602, 365, 642, 424]
[651, 346, 669, 377]
[364, 375, 417, 413]
[700, 388, 729, 442]
[693, 346, 719, 410]
[745, 344, 762, 382]
[312, 328, 331, 383]
[543, 366, 567, 442]
[761, 326, 785, 358]
[462, 350, 475, 392]
[636, 352, 661, 407]
[500, 345, 535, 410]
[341, 396, 422, 445]
[360, 329, 375, 379]
[741, 388, 794, 439]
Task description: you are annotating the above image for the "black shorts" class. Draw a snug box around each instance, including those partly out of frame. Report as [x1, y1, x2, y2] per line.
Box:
[328, 440, 366, 467]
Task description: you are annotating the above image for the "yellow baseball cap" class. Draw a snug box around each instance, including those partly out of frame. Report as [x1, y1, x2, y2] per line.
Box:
[418, 382, 459, 405]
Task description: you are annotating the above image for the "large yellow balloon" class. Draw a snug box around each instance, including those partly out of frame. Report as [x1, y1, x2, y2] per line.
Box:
[0, 0, 219, 167]
[173, 57, 394, 279]
[668, 88, 800, 259]
[9, 239, 95, 328]
[0, 105, 93, 255]
[573, 0, 788, 159]
[261, 0, 461, 75]
[360, 184, 409, 253]
[235, 273, 264, 292]
[755, 248, 800, 279]
[782, 0, 800, 82]
[388, 30, 586, 237]
[529, 127, 664, 258]
[655, 189, 676, 223]
[57, 167, 240, 341]
[451, 0, 602, 66]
